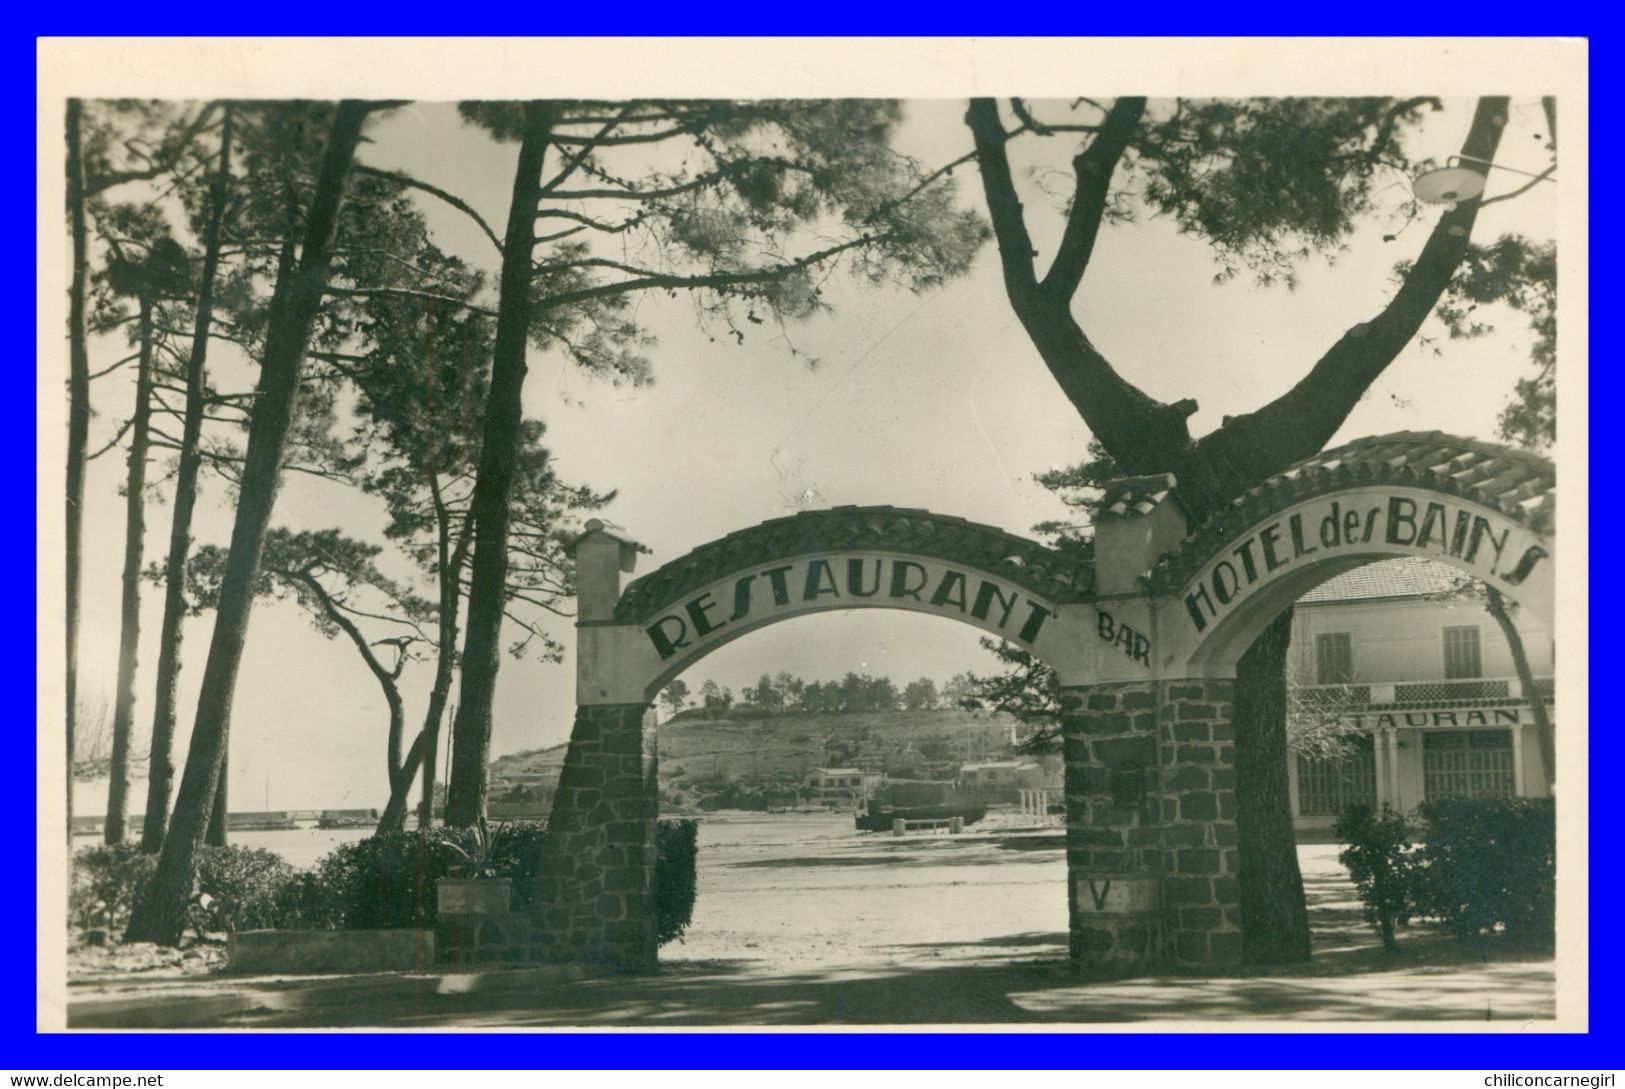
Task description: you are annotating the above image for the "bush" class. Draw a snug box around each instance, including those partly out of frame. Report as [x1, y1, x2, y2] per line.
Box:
[71, 843, 300, 936]
[73, 815, 699, 951]
[1336, 804, 1422, 952]
[70, 844, 157, 933]
[1413, 797, 1555, 947]
[192, 846, 298, 932]
[301, 821, 551, 930]
[655, 819, 698, 946]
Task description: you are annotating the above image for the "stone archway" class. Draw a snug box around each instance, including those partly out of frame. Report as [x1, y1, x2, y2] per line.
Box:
[532, 431, 1556, 977]
[1152, 431, 1555, 676]
[1060, 431, 1556, 974]
[537, 507, 1099, 971]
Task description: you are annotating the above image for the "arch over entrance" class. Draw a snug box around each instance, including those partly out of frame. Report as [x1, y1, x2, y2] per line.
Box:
[533, 430, 1557, 978]
[588, 505, 1098, 702]
[1148, 432, 1556, 675]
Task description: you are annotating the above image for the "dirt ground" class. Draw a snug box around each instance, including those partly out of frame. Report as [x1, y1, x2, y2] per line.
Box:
[62, 810, 1559, 1027]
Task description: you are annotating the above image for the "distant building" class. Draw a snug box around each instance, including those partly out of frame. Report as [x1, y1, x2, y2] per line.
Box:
[806, 767, 870, 807]
[1287, 557, 1554, 835]
[957, 760, 1044, 802]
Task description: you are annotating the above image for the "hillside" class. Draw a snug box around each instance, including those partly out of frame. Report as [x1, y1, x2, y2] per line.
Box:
[490, 708, 1040, 809]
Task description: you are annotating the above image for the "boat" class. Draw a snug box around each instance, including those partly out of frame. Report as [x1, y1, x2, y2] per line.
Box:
[227, 811, 299, 831]
[316, 809, 379, 829]
[855, 799, 987, 832]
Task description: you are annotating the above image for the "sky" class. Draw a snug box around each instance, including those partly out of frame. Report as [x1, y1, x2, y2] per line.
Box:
[60, 91, 1562, 814]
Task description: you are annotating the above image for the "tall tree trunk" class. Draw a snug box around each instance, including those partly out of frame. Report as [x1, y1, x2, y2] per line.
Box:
[143, 108, 233, 853]
[418, 483, 470, 830]
[378, 731, 428, 834]
[205, 740, 227, 847]
[968, 96, 1512, 968]
[445, 102, 553, 827]
[125, 101, 372, 945]
[1486, 587, 1556, 792]
[105, 297, 155, 845]
[65, 99, 90, 849]
[416, 632, 457, 829]
[1232, 609, 1311, 964]
[418, 694, 444, 829]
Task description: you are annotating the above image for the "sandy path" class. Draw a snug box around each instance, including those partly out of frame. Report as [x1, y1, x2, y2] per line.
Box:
[666, 811, 1071, 971]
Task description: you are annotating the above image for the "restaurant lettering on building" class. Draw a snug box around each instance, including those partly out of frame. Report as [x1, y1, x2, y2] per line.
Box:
[1285, 556, 1554, 832]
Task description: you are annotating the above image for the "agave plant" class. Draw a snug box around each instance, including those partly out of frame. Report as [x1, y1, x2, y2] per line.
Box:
[440, 818, 512, 880]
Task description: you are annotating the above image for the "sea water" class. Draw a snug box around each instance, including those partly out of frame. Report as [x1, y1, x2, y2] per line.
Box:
[69, 811, 864, 870]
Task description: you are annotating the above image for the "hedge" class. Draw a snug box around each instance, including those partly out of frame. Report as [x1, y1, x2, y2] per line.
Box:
[655, 819, 698, 945]
[1335, 797, 1557, 951]
[1413, 797, 1555, 946]
[72, 817, 701, 949]
[71, 843, 296, 936]
[290, 821, 551, 930]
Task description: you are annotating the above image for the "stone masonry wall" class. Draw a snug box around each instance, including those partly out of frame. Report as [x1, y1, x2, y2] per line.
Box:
[1060, 681, 1164, 976]
[1061, 679, 1243, 974]
[534, 702, 659, 973]
[1158, 679, 1242, 967]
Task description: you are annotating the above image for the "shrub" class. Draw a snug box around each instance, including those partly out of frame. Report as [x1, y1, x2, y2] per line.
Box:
[192, 846, 298, 932]
[1413, 797, 1556, 947]
[270, 869, 344, 930]
[1336, 804, 1422, 952]
[490, 821, 551, 915]
[655, 819, 698, 946]
[72, 843, 302, 937]
[306, 827, 471, 929]
[302, 821, 551, 930]
[70, 844, 157, 933]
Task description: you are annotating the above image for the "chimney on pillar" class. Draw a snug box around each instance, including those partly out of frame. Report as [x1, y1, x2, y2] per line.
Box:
[1093, 474, 1189, 595]
[566, 519, 642, 623]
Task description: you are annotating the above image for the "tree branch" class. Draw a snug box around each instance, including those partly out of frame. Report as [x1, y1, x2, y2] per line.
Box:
[534, 208, 648, 234]
[968, 97, 1193, 474]
[88, 352, 140, 381]
[538, 104, 639, 195]
[87, 417, 136, 460]
[1009, 97, 1103, 136]
[536, 232, 894, 313]
[353, 164, 504, 255]
[1042, 96, 1145, 301]
[281, 569, 404, 690]
[1191, 97, 1513, 500]
[323, 284, 496, 316]
[85, 103, 218, 196]
[966, 98, 1038, 295]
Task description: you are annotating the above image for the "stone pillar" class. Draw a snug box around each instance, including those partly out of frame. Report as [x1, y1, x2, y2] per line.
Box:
[1386, 728, 1402, 809]
[1060, 681, 1163, 976]
[1158, 679, 1242, 967]
[1511, 723, 1527, 795]
[1373, 728, 1389, 807]
[534, 702, 658, 973]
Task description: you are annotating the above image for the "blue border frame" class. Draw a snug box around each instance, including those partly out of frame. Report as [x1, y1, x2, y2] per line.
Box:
[22, 22, 1603, 1070]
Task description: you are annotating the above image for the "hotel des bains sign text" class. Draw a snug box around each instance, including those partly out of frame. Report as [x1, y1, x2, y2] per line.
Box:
[1180, 486, 1551, 637]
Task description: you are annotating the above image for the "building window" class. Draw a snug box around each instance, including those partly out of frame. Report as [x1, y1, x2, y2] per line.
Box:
[1423, 730, 1514, 800]
[1316, 632, 1354, 684]
[1443, 625, 1483, 679]
[1296, 734, 1376, 817]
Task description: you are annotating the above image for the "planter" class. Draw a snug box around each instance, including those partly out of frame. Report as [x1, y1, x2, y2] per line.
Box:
[436, 877, 512, 916]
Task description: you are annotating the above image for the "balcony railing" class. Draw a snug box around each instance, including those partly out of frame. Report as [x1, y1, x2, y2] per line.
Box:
[1393, 679, 1510, 702]
[1294, 676, 1553, 707]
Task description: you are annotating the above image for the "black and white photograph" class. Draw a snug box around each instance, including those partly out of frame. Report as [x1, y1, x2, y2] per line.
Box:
[37, 38, 1586, 1032]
